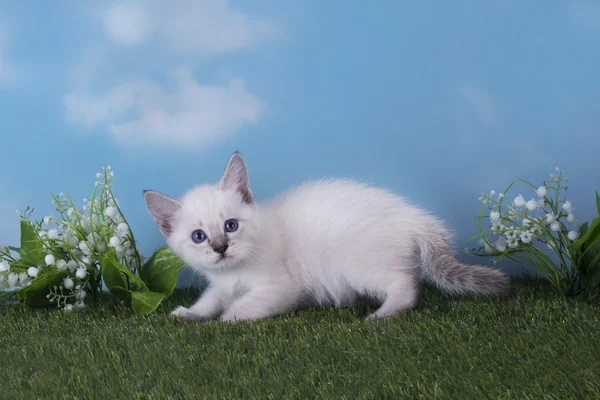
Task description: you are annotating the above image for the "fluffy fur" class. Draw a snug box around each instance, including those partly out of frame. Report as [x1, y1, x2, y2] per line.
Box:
[144, 152, 510, 322]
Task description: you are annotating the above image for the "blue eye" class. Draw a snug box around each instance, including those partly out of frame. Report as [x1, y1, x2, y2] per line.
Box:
[224, 219, 239, 233]
[191, 230, 207, 243]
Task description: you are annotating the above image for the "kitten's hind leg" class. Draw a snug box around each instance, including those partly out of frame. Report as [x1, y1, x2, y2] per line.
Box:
[365, 274, 418, 320]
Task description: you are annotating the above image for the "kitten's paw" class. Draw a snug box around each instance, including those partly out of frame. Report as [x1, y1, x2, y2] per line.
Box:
[171, 306, 195, 319]
[365, 312, 382, 321]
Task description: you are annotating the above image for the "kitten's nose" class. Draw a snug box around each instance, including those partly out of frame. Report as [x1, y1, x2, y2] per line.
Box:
[212, 243, 229, 255]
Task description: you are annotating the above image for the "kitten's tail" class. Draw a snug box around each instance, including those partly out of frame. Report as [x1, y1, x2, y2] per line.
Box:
[416, 232, 510, 296]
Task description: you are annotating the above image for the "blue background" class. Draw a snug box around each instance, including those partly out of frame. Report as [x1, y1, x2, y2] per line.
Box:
[1, 1, 599, 281]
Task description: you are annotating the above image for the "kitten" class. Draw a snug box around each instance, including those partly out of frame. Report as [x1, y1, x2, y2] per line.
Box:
[144, 152, 510, 322]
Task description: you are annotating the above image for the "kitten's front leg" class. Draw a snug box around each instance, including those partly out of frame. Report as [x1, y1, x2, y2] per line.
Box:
[220, 285, 298, 323]
[171, 286, 228, 321]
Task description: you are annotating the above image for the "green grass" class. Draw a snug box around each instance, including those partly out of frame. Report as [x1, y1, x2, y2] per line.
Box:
[1, 277, 599, 400]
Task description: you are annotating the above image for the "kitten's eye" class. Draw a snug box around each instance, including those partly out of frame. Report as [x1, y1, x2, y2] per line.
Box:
[191, 230, 207, 243]
[224, 219, 239, 233]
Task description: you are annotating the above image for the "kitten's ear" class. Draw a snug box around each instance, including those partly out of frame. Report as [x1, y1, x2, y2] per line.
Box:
[218, 152, 254, 204]
[143, 190, 182, 237]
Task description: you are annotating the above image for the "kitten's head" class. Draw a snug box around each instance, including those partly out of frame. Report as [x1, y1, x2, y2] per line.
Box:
[144, 152, 259, 271]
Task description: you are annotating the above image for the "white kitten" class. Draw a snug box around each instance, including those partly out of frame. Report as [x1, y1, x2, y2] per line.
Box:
[144, 152, 509, 322]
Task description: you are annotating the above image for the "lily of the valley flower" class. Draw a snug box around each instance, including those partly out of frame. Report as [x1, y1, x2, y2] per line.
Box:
[513, 195, 526, 207]
[63, 277, 74, 290]
[0, 260, 10, 273]
[562, 201, 574, 213]
[568, 230, 580, 241]
[536, 186, 547, 197]
[27, 267, 39, 278]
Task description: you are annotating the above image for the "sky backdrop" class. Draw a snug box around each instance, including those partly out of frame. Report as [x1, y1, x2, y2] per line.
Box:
[1, 1, 599, 277]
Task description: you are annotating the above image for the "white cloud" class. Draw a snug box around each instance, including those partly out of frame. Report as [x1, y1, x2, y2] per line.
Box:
[65, 1, 275, 148]
[459, 82, 496, 127]
[102, 0, 275, 54]
[64, 68, 265, 147]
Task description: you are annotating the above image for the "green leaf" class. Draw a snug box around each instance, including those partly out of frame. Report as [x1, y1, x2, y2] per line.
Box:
[570, 217, 600, 262]
[15, 270, 70, 308]
[100, 251, 172, 314]
[19, 220, 45, 266]
[101, 251, 148, 293]
[139, 246, 186, 297]
[130, 291, 165, 314]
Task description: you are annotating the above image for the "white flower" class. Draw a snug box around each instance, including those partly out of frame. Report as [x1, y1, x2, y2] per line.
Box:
[7, 272, 18, 287]
[19, 272, 29, 284]
[67, 207, 75, 217]
[508, 209, 519, 219]
[38, 230, 47, 238]
[47, 229, 59, 240]
[43, 216, 54, 226]
[550, 222, 561, 232]
[525, 199, 538, 211]
[566, 213, 578, 224]
[76, 290, 87, 300]
[97, 241, 106, 252]
[537, 198, 546, 208]
[109, 236, 120, 247]
[522, 217, 534, 228]
[0, 274, 4, 283]
[513, 195, 526, 207]
[0, 260, 10, 273]
[508, 238, 519, 249]
[27, 267, 39, 278]
[568, 230, 580, 241]
[505, 230, 516, 240]
[67, 260, 78, 271]
[79, 241, 92, 256]
[498, 193, 505, 199]
[75, 301, 86, 309]
[483, 243, 494, 254]
[45, 254, 55, 265]
[104, 207, 117, 218]
[64, 304, 74, 311]
[63, 277, 74, 290]
[495, 237, 507, 253]
[562, 201, 574, 212]
[81, 257, 92, 266]
[125, 248, 135, 257]
[56, 259, 67, 270]
[520, 231, 533, 243]
[81, 219, 91, 232]
[545, 213, 556, 224]
[75, 267, 88, 280]
[62, 233, 78, 248]
[117, 223, 129, 235]
[115, 245, 124, 254]
[490, 211, 501, 222]
[96, 173, 102, 178]
[0, 245, 7, 254]
[536, 186, 547, 197]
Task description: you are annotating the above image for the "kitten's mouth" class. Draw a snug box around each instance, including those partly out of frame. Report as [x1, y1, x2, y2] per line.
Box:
[216, 255, 230, 263]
